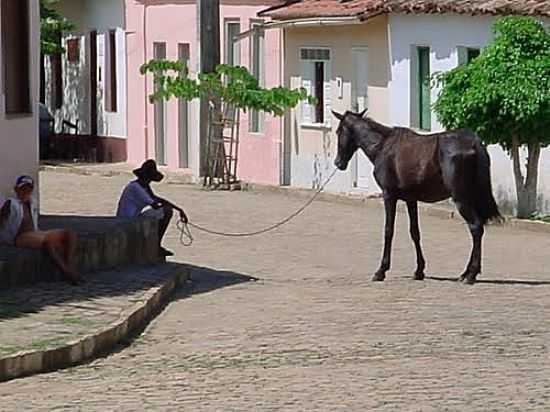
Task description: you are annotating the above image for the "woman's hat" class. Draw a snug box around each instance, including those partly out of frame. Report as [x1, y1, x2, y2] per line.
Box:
[133, 160, 164, 182]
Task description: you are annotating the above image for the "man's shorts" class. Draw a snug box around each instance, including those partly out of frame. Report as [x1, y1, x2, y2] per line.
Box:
[142, 207, 165, 220]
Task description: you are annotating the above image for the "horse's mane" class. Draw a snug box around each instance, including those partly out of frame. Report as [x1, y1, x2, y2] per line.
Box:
[364, 117, 394, 138]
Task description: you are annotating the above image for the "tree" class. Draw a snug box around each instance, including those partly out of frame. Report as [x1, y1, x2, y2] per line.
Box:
[141, 61, 314, 184]
[434, 16, 550, 218]
[40, 0, 74, 55]
[141, 61, 313, 117]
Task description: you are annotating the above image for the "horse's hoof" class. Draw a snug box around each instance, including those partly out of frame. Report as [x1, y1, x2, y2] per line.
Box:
[463, 276, 476, 285]
[458, 273, 467, 282]
[413, 271, 425, 281]
[372, 273, 386, 282]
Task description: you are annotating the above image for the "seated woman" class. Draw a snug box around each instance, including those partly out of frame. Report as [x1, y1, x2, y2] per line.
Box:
[0, 176, 83, 285]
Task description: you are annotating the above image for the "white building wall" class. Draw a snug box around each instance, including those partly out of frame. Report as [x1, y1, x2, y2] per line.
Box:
[48, 0, 127, 139]
[388, 13, 550, 214]
[283, 17, 391, 195]
[96, 28, 127, 138]
[0, 0, 40, 198]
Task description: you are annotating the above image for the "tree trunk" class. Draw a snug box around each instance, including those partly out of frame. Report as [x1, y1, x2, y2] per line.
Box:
[511, 136, 540, 218]
[199, 0, 220, 176]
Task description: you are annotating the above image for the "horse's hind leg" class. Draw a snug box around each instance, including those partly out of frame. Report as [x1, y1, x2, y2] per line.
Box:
[455, 201, 484, 285]
[373, 195, 397, 282]
[406, 201, 426, 280]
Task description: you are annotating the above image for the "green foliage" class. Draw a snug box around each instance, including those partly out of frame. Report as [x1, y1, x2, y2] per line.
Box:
[40, 0, 75, 55]
[140, 60, 315, 116]
[434, 16, 550, 150]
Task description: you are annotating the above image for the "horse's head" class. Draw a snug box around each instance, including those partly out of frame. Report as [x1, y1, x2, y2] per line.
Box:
[332, 109, 367, 170]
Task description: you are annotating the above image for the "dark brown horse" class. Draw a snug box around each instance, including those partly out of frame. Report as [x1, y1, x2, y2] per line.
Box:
[332, 110, 502, 284]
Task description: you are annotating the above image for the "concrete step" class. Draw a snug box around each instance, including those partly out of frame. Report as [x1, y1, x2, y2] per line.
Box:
[0, 216, 161, 290]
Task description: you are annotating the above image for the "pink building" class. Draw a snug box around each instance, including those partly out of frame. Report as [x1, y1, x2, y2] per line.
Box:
[126, 0, 284, 185]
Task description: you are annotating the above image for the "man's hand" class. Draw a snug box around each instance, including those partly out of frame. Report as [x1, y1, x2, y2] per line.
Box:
[179, 210, 189, 224]
[0, 200, 11, 229]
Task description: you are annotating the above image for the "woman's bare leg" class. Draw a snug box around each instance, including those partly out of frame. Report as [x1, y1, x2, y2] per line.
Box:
[17, 230, 82, 284]
[46, 230, 82, 284]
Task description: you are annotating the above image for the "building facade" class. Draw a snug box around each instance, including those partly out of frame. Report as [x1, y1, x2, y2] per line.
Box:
[46, 0, 127, 162]
[0, 0, 40, 197]
[126, 0, 284, 185]
[261, 0, 550, 213]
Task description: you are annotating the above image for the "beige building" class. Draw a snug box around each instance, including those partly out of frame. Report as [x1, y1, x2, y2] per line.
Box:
[281, 16, 390, 193]
[0, 0, 40, 197]
[262, 0, 550, 214]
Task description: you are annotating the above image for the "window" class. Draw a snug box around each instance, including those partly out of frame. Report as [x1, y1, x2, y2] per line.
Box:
[225, 20, 241, 67]
[1, 0, 31, 114]
[178, 43, 190, 168]
[67, 38, 80, 63]
[153, 42, 167, 165]
[105, 30, 118, 112]
[411, 46, 431, 131]
[300, 48, 331, 126]
[458, 47, 480, 66]
[249, 22, 264, 133]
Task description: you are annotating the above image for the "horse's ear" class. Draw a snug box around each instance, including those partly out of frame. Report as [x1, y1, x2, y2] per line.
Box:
[357, 109, 368, 118]
[332, 110, 344, 121]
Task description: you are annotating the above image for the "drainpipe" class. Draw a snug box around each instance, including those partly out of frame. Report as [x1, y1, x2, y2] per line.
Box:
[143, 0, 150, 159]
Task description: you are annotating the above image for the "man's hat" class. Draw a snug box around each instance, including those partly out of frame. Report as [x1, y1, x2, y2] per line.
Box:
[133, 160, 164, 182]
[15, 175, 34, 189]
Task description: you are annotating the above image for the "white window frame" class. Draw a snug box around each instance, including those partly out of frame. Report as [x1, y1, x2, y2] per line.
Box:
[224, 18, 241, 67]
[299, 46, 332, 129]
[249, 19, 265, 134]
[105, 29, 119, 113]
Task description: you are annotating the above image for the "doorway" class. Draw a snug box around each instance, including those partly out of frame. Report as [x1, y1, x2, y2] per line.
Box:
[351, 47, 370, 190]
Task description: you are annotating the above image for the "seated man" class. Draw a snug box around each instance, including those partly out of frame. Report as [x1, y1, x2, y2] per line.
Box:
[0, 176, 83, 285]
[116, 160, 188, 257]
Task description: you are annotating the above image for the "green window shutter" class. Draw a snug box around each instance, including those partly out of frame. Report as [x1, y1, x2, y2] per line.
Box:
[417, 47, 431, 131]
[300, 60, 314, 124]
[457, 46, 468, 66]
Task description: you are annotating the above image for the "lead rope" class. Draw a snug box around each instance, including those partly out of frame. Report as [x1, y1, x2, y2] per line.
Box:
[177, 169, 338, 246]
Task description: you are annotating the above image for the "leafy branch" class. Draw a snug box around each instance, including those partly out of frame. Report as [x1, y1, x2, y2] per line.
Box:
[140, 60, 316, 116]
[40, 0, 75, 55]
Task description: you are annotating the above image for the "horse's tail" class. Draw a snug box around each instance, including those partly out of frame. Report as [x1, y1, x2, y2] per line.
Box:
[474, 140, 503, 224]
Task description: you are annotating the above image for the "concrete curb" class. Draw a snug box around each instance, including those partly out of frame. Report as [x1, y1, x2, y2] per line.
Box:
[245, 182, 550, 234]
[40, 163, 197, 185]
[0, 265, 190, 382]
[41, 164, 550, 235]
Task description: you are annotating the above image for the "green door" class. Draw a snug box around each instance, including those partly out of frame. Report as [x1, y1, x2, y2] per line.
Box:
[418, 47, 431, 131]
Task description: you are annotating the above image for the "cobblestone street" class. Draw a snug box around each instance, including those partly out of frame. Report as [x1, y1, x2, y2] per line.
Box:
[2, 171, 550, 411]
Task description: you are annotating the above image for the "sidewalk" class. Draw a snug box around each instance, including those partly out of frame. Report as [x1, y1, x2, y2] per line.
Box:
[0, 262, 189, 381]
[40, 161, 550, 234]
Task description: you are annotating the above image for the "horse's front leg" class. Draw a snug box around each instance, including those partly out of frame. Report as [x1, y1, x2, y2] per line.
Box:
[373, 195, 397, 281]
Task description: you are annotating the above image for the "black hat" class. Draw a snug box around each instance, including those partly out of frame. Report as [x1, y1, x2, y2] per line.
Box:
[133, 160, 164, 182]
